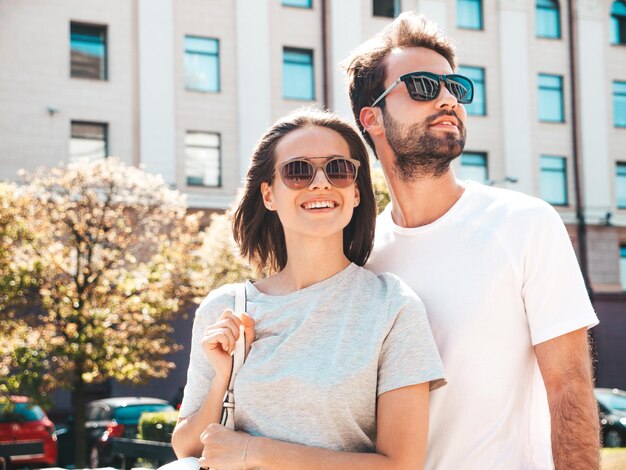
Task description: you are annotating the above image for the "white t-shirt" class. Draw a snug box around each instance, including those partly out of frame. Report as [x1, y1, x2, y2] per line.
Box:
[366, 181, 598, 470]
[179, 264, 445, 452]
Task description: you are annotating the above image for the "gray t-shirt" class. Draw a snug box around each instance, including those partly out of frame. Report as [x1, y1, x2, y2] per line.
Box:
[179, 263, 445, 452]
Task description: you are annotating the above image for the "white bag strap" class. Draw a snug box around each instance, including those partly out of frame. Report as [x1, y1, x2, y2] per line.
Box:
[220, 282, 247, 430]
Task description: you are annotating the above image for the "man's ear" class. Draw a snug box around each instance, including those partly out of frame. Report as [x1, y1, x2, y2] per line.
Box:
[360, 106, 384, 137]
[260, 181, 275, 211]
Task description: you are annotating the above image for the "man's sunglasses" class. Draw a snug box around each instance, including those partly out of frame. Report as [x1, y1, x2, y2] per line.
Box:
[371, 71, 474, 107]
[274, 156, 361, 190]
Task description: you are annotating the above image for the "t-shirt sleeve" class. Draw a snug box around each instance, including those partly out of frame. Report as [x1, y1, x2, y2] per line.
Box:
[522, 203, 599, 345]
[377, 278, 446, 397]
[178, 288, 232, 418]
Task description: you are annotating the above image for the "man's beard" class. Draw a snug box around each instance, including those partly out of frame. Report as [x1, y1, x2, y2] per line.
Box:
[383, 109, 466, 181]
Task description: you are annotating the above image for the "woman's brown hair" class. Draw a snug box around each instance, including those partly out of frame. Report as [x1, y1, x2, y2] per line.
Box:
[232, 108, 376, 273]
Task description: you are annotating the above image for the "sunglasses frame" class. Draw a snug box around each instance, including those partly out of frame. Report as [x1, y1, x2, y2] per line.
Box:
[274, 156, 361, 190]
[371, 71, 475, 107]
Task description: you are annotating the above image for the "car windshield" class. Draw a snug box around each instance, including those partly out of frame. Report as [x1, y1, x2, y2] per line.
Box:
[597, 393, 626, 412]
[0, 403, 45, 423]
[113, 404, 173, 423]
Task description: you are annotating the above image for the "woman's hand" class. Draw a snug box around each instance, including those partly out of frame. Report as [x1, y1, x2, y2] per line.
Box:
[198, 423, 255, 470]
[201, 310, 255, 380]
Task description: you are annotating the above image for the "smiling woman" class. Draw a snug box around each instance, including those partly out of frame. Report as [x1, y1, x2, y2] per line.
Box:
[167, 108, 446, 470]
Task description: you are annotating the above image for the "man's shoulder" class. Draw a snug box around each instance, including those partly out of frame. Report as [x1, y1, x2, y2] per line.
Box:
[465, 181, 558, 221]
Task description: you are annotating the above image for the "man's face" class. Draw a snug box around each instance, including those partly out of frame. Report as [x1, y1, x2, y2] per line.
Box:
[379, 47, 467, 180]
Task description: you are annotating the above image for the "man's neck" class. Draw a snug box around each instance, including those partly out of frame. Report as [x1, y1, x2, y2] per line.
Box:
[387, 167, 465, 228]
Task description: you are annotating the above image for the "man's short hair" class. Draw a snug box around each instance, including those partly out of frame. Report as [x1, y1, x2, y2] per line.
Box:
[343, 11, 457, 155]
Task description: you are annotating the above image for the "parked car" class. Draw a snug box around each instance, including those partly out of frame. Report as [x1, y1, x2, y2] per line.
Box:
[0, 396, 58, 467]
[56, 396, 174, 468]
[595, 388, 626, 448]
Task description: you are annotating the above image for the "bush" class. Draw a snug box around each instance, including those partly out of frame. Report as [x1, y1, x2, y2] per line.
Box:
[138, 410, 179, 443]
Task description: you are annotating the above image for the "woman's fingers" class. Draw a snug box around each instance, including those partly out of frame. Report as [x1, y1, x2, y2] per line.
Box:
[241, 313, 256, 356]
[202, 327, 236, 354]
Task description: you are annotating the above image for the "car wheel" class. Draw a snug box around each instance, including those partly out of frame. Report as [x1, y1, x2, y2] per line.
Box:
[89, 445, 101, 468]
[605, 429, 624, 448]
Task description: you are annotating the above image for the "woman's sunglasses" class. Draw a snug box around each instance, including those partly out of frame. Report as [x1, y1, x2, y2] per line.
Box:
[275, 156, 361, 190]
[371, 71, 474, 107]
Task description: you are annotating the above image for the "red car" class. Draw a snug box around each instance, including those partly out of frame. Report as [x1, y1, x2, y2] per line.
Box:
[0, 396, 58, 467]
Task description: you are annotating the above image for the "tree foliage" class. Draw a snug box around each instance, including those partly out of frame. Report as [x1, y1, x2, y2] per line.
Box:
[0, 158, 205, 465]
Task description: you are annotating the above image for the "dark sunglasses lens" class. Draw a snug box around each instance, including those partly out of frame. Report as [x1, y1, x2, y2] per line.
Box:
[405, 74, 440, 101]
[326, 159, 357, 188]
[281, 160, 314, 189]
[446, 76, 474, 104]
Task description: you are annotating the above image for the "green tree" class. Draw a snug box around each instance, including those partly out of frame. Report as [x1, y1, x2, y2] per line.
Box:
[0, 158, 203, 467]
[371, 167, 391, 214]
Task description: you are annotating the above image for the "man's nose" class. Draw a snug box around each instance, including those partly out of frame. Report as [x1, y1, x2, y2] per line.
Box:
[435, 80, 458, 108]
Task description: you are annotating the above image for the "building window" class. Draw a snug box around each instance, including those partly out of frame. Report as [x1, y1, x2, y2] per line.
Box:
[185, 132, 221, 187]
[620, 246, 626, 290]
[540, 156, 568, 205]
[536, 0, 561, 39]
[283, 0, 312, 7]
[69, 121, 108, 161]
[614, 81, 626, 127]
[184, 36, 220, 93]
[538, 74, 564, 122]
[457, 0, 483, 30]
[373, 0, 400, 18]
[460, 152, 488, 183]
[617, 163, 626, 208]
[283, 48, 315, 100]
[70, 23, 107, 80]
[611, 0, 626, 45]
[458, 66, 486, 115]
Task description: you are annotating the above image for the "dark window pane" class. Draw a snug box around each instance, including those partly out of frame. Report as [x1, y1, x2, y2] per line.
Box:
[283, 0, 312, 7]
[614, 81, 626, 127]
[185, 36, 220, 92]
[536, 0, 561, 38]
[373, 0, 399, 18]
[457, 0, 483, 29]
[70, 121, 108, 161]
[540, 155, 568, 205]
[458, 66, 486, 115]
[71, 23, 107, 79]
[283, 48, 315, 100]
[538, 74, 564, 122]
[460, 152, 488, 183]
[185, 131, 221, 187]
[611, 1, 626, 45]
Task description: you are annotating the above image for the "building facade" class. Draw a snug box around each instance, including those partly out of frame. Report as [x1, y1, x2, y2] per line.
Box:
[1, 0, 625, 404]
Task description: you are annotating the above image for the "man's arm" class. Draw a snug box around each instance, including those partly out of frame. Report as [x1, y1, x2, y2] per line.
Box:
[535, 327, 600, 470]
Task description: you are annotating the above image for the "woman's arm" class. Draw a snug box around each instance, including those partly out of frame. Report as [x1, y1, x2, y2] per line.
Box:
[172, 310, 255, 458]
[199, 382, 430, 470]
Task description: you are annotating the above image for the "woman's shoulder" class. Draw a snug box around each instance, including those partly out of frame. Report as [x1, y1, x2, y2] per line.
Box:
[352, 267, 426, 311]
[194, 282, 242, 321]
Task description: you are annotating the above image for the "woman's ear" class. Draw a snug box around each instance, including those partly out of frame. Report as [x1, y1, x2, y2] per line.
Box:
[261, 181, 275, 211]
[360, 106, 384, 137]
[353, 185, 360, 207]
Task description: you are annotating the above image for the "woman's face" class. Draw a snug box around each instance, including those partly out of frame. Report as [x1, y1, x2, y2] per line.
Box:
[261, 125, 360, 241]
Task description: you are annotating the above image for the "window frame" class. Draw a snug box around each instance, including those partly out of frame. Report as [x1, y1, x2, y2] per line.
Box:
[184, 35, 221, 93]
[536, 0, 561, 39]
[538, 73, 565, 123]
[184, 131, 222, 188]
[282, 47, 315, 101]
[620, 245, 626, 291]
[69, 121, 109, 161]
[70, 22, 108, 80]
[456, 0, 484, 30]
[616, 162, 626, 209]
[539, 155, 568, 206]
[282, 0, 313, 8]
[611, 0, 626, 46]
[460, 151, 489, 184]
[613, 81, 626, 127]
[372, 0, 401, 18]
